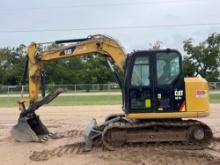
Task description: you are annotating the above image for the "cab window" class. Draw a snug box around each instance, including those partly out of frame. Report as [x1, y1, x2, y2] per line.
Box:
[131, 56, 150, 86]
[156, 52, 180, 86]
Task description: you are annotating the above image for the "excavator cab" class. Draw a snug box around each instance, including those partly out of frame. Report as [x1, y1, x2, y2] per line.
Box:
[124, 49, 185, 115]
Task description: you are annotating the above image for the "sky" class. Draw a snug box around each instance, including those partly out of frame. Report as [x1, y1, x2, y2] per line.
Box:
[0, 0, 219, 53]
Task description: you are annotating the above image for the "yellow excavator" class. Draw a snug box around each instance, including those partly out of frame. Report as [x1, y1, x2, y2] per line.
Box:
[11, 34, 212, 151]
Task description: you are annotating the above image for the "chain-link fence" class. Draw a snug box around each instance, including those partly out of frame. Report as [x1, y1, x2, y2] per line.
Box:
[0, 82, 219, 95]
[0, 83, 120, 95]
[0, 82, 219, 107]
[209, 82, 220, 90]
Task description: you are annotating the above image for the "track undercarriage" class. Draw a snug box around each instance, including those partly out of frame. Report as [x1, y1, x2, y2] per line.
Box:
[84, 114, 213, 151]
[10, 89, 213, 152]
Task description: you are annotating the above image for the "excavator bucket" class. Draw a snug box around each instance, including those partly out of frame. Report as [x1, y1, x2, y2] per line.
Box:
[11, 88, 63, 142]
[11, 114, 49, 142]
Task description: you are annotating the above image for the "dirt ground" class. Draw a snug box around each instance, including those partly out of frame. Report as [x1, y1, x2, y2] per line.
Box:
[0, 104, 220, 165]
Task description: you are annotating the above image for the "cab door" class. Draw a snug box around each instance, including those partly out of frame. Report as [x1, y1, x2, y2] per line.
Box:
[124, 52, 154, 113]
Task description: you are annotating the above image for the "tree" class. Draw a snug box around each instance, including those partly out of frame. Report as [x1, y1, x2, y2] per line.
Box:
[43, 43, 114, 85]
[40, 42, 83, 84]
[183, 33, 220, 81]
[78, 55, 114, 91]
[0, 44, 26, 85]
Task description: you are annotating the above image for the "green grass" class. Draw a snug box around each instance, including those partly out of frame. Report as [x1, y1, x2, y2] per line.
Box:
[0, 93, 219, 107]
[209, 93, 220, 103]
[0, 95, 122, 107]
[0, 89, 120, 95]
[64, 89, 120, 93]
[0, 97, 19, 107]
[49, 95, 122, 106]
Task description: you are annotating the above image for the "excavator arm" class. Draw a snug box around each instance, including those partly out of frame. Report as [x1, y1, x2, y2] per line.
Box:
[18, 35, 125, 111]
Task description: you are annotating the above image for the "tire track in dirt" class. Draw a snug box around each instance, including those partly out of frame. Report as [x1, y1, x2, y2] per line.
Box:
[29, 139, 104, 161]
[207, 137, 220, 156]
[40, 123, 86, 141]
[29, 138, 220, 163]
[49, 129, 84, 139]
[29, 142, 85, 161]
[98, 143, 220, 165]
[29, 120, 220, 163]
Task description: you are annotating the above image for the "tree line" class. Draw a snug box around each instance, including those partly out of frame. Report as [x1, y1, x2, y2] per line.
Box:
[0, 33, 219, 85]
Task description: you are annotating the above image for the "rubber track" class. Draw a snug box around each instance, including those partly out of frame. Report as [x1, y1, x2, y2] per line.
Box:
[102, 119, 213, 150]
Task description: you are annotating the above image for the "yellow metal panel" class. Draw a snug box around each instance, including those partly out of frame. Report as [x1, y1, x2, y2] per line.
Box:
[184, 77, 210, 113]
[41, 35, 125, 71]
[126, 111, 209, 119]
[27, 43, 40, 103]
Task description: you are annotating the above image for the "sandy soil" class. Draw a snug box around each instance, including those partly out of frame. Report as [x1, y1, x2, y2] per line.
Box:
[0, 104, 220, 165]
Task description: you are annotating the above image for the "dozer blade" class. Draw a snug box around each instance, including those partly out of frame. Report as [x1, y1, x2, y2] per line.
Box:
[11, 88, 63, 142]
[84, 116, 122, 151]
[84, 119, 100, 151]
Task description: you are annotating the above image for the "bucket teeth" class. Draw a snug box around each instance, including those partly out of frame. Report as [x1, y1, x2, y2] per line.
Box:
[48, 132, 55, 137]
[38, 135, 50, 142]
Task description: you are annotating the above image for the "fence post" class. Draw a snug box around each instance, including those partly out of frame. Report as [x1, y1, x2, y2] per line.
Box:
[21, 85, 24, 98]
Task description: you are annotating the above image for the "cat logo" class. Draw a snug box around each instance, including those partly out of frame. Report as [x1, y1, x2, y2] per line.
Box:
[60, 46, 76, 56]
[174, 89, 183, 100]
[174, 90, 183, 96]
[64, 48, 73, 55]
